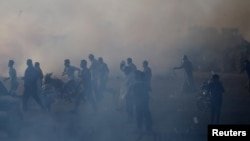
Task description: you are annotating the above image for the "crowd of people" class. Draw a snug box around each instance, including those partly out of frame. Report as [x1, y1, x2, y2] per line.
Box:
[3, 53, 250, 132]
[1, 53, 155, 134]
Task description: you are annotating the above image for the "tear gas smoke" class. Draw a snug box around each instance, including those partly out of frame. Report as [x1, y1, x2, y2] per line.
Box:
[0, 0, 250, 77]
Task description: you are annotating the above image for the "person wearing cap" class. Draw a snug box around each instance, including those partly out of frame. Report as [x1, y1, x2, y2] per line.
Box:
[173, 55, 195, 93]
[207, 74, 225, 124]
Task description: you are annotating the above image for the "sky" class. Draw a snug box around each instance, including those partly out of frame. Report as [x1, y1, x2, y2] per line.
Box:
[1, 0, 250, 77]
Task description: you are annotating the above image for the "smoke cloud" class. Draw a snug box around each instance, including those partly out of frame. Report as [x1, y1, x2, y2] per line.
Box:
[1, 0, 250, 76]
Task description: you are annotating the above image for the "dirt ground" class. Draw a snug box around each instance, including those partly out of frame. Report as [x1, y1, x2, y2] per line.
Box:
[1, 72, 250, 141]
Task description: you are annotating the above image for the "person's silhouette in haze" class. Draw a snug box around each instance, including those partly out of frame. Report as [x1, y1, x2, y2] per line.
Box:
[174, 55, 195, 93]
[4, 60, 19, 96]
[207, 74, 225, 124]
[22, 59, 44, 111]
[240, 59, 250, 94]
[62, 59, 80, 93]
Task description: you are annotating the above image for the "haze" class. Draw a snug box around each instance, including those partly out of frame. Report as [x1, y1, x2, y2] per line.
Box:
[1, 0, 250, 77]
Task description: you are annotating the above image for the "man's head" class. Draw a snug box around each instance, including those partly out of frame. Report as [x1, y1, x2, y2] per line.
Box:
[80, 59, 87, 68]
[35, 62, 40, 67]
[127, 57, 132, 64]
[98, 57, 103, 63]
[212, 74, 220, 81]
[143, 60, 148, 68]
[27, 59, 33, 67]
[64, 59, 70, 67]
[88, 54, 95, 61]
[8, 60, 14, 67]
[182, 55, 188, 61]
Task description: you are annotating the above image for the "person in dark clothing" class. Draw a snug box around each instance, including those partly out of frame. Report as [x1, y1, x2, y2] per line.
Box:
[207, 74, 225, 124]
[127, 58, 137, 73]
[73, 59, 97, 113]
[34, 62, 44, 97]
[174, 55, 196, 93]
[142, 60, 152, 92]
[4, 60, 19, 96]
[22, 59, 44, 111]
[132, 70, 153, 134]
[240, 59, 250, 94]
[98, 57, 109, 99]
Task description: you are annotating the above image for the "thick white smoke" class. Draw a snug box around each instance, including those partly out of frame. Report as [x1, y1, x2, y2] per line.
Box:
[0, 0, 250, 77]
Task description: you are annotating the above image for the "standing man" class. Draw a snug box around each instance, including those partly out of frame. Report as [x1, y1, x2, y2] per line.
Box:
[240, 59, 250, 94]
[98, 57, 109, 99]
[127, 57, 137, 73]
[34, 62, 44, 97]
[132, 70, 153, 134]
[74, 59, 97, 113]
[4, 60, 19, 96]
[207, 74, 225, 124]
[88, 54, 100, 102]
[122, 66, 136, 122]
[22, 59, 44, 111]
[173, 55, 195, 93]
[142, 60, 152, 92]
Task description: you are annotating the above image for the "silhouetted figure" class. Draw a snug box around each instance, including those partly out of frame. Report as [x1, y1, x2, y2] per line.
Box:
[207, 74, 225, 124]
[22, 59, 44, 111]
[240, 59, 250, 94]
[127, 57, 137, 73]
[4, 60, 19, 96]
[174, 55, 195, 93]
[62, 59, 80, 94]
[88, 54, 100, 102]
[34, 62, 44, 97]
[142, 60, 152, 92]
[121, 66, 135, 122]
[98, 57, 109, 99]
[132, 70, 153, 134]
[74, 59, 97, 113]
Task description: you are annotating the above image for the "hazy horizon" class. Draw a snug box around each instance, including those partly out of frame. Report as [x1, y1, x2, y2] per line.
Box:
[1, 0, 250, 77]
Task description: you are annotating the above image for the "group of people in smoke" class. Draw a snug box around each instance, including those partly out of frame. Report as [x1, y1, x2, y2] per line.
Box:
[2, 53, 154, 134]
[4, 53, 250, 130]
[119, 57, 153, 133]
[3, 53, 110, 113]
[173, 55, 225, 124]
[61, 54, 109, 112]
